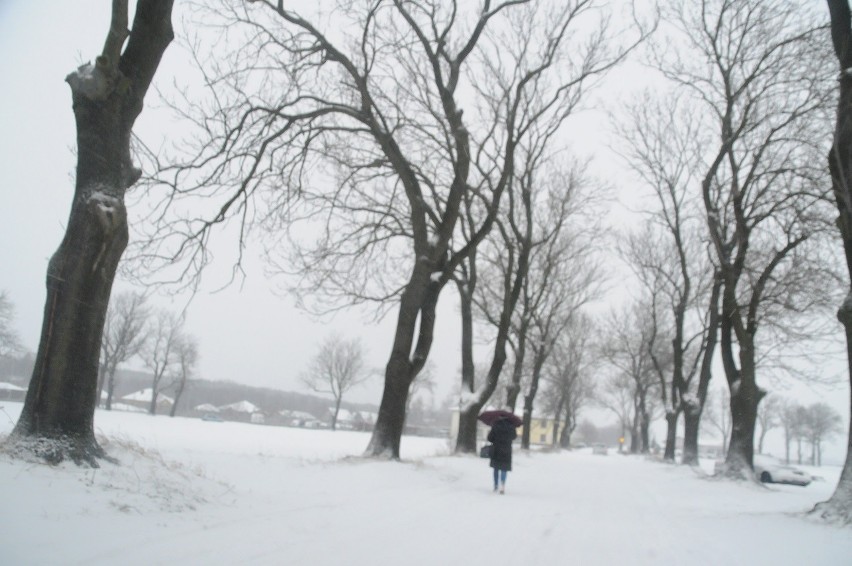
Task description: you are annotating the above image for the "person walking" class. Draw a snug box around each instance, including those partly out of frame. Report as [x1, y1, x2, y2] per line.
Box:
[488, 416, 517, 494]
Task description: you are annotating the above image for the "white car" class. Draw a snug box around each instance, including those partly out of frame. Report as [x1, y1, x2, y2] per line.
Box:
[753, 455, 811, 486]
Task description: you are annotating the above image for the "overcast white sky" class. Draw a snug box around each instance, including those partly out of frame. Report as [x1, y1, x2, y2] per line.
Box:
[0, 1, 849, 461]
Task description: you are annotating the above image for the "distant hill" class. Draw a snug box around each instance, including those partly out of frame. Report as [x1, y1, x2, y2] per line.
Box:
[0, 353, 375, 420]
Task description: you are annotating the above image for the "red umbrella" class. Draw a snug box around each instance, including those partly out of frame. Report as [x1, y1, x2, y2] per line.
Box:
[478, 409, 523, 428]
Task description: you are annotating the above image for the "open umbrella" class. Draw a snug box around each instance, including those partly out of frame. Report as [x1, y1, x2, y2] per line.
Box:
[477, 409, 523, 428]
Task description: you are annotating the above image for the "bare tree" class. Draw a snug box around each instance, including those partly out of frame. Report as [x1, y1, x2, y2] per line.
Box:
[302, 334, 368, 431]
[755, 394, 781, 455]
[8, 0, 174, 465]
[542, 313, 597, 448]
[597, 372, 635, 452]
[704, 388, 732, 455]
[518, 235, 603, 450]
[99, 291, 150, 410]
[457, 156, 604, 453]
[778, 399, 804, 464]
[140, 0, 649, 458]
[0, 291, 23, 357]
[819, 0, 852, 523]
[142, 310, 183, 415]
[617, 91, 721, 464]
[600, 302, 662, 454]
[656, 0, 837, 476]
[803, 402, 843, 467]
[780, 402, 807, 464]
[167, 334, 198, 417]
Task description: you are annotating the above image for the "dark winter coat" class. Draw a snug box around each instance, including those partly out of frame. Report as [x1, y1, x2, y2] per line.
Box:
[487, 418, 517, 472]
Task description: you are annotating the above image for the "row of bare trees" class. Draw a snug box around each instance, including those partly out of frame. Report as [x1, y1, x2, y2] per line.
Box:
[755, 395, 844, 467]
[613, 0, 841, 477]
[98, 291, 199, 416]
[124, 0, 652, 459]
[6, 0, 851, 526]
[599, 0, 852, 520]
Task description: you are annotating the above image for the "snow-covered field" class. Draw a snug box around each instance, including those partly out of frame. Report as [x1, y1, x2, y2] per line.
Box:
[0, 401, 849, 566]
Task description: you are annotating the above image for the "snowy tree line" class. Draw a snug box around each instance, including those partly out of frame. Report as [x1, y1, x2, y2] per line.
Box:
[2, 0, 852, 523]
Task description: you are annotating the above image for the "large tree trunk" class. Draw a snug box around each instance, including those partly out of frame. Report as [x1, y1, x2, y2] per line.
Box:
[505, 321, 529, 411]
[682, 271, 721, 466]
[8, 0, 174, 467]
[454, 277, 479, 453]
[366, 275, 440, 458]
[332, 396, 342, 431]
[817, 1, 852, 522]
[640, 409, 651, 454]
[520, 349, 546, 450]
[663, 411, 678, 461]
[148, 380, 160, 415]
[105, 364, 119, 411]
[559, 423, 572, 449]
[682, 411, 701, 464]
[724, 343, 763, 474]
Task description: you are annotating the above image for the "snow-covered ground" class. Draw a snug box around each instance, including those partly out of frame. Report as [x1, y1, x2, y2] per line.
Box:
[0, 401, 849, 565]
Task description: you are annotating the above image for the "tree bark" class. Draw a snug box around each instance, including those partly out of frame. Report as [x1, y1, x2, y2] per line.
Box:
[332, 396, 342, 431]
[9, 0, 174, 466]
[366, 274, 441, 457]
[505, 321, 529, 411]
[521, 347, 546, 450]
[818, 2, 852, 522]
[724, 342, 764, 473]
[664, 411, 678, 461]
[682, 272, 721, 466]
[454, 276, 479, 453]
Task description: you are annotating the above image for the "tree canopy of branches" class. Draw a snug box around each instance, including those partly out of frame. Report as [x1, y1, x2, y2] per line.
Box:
[99, 291, 151, 410]
[540, 312, 597, 448]
[616, 91, 721, 465]
[454, 154, 605, 452]
[599, 302, 663, 454]
[7, 0, 174, 466]
[140, 0, 650, 458]
[142, 310, 184, 415]
[655, 0, 837, 476]
[301, 333, 368, 431]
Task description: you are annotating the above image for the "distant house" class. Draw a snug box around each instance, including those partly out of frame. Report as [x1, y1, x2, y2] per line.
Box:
[524, 417, 564, 446]
[194, 403, 220, 413]
[120, 388, 174, 413]
[219, 400, 264, 423]
[219, 400, 260, 414]
[279, 410, 322, 428]
[109, 403, 147, 414]
[0, 382, 26, 401]
[332, 409, 377, 431]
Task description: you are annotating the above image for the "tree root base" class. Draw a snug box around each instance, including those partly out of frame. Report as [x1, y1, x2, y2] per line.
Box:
[1, 433, 118, 468]
[811, 501, 852, 525]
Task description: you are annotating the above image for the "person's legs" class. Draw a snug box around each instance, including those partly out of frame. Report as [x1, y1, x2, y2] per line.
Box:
[499, 470, 508, 493]
[493, 467, 499, 491]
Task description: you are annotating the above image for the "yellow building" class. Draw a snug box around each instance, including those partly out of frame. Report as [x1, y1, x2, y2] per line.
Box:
[521, 417, 564, 446]
[449, 410, 565, 446]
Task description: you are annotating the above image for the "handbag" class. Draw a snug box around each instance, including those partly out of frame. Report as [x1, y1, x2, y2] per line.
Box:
[479, 443, 493, 458]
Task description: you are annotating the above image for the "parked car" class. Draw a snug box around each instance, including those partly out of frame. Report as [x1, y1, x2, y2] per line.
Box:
[592, 443, 608, 455]
[201, 413, 224, 422]
[753, 455, 811, 486]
